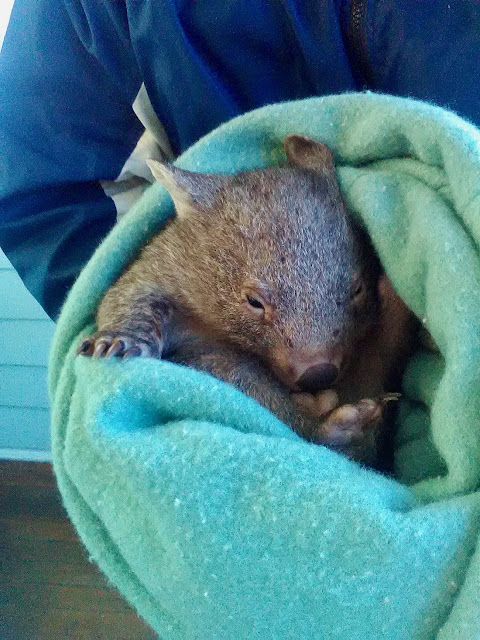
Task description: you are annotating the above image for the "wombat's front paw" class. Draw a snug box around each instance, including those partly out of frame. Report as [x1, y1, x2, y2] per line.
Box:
[76, 330, 162, 360]
[313, 393, 400, 447]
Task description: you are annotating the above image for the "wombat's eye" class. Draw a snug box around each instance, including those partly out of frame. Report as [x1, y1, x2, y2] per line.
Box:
[241, 287, 270, 319]
[246, 295, 265, 310]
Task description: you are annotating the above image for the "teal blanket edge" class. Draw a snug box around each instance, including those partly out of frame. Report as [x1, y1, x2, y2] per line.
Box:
[49, 93, 480, 639]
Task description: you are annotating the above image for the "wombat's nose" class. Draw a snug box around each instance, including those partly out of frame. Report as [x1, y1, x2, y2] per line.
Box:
[296, 364, 339, 393]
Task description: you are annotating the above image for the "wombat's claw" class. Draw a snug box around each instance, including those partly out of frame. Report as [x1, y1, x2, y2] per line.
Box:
[76, 332, 159, 360]
[76, 336, 96, 356]
[378, 392, 402, 404]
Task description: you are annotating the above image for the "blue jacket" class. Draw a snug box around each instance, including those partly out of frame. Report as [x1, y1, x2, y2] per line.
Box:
[1, 0, 479, 319]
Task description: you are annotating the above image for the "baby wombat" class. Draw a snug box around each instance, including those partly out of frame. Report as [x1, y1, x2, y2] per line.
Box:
[78, 134, 415, 467]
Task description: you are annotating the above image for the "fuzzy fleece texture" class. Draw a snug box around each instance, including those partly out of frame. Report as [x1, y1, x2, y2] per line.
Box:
[49, 93, 480, 639]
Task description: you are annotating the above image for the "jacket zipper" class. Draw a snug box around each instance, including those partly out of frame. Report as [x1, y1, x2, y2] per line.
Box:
[348, 0, 375, 89]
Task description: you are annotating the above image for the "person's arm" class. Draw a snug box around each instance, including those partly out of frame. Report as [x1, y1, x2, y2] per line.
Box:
[363, 0, 480, 128]
[0, 0, 148, 319]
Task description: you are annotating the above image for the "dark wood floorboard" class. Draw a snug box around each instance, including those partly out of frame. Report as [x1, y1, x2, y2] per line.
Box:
[1, 460, 157, 639]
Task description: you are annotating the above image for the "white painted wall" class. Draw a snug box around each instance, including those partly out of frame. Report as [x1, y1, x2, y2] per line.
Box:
[0, 249, 54, 460]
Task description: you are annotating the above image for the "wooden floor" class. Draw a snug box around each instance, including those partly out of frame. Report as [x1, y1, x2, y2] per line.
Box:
[1, 460, 157, 640]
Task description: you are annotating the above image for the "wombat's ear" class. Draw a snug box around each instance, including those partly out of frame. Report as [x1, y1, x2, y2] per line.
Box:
[146, 159, 226, 218]
[284, 134, 335, 174]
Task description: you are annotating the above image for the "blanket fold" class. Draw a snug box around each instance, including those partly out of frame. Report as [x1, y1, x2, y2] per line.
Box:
[50, 93, 480, 639]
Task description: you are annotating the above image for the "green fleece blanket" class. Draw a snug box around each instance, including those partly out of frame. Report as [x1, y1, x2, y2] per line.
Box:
[50, 93, 480, 639]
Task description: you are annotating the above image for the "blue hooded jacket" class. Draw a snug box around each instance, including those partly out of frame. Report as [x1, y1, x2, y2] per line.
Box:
[1, 0, 479, 319]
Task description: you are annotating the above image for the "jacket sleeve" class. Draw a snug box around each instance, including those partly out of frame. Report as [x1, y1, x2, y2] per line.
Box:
[0, 0, 146, 319]
[364, 0, 480, 128]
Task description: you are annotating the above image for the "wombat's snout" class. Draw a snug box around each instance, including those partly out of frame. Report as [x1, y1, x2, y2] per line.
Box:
[296, 363, 339, 393]
[270, 346, 343, 392]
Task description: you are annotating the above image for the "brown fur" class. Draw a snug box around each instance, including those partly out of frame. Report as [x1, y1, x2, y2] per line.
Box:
[78, 135, 416, 468]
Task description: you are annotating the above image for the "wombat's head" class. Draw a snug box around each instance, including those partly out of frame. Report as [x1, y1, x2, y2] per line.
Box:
[147, 135, 379, 392]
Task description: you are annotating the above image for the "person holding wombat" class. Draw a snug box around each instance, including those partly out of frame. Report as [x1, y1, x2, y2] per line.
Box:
[1, 1, 476, 465]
